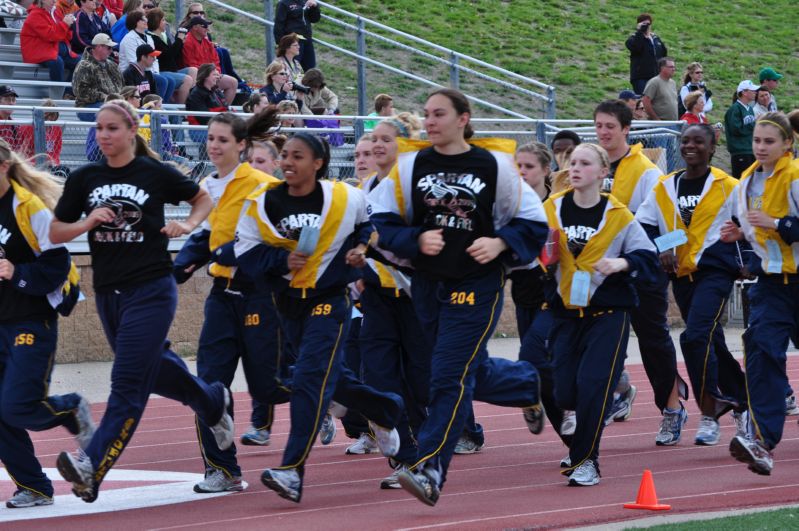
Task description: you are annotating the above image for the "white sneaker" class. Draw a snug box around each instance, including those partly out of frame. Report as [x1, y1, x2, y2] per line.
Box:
[568, 459, 600, 486]
[6, 489, 54, 508]
[369, 421, 400, 457]
[694, 415, 720, 446]
[560, 454, 571, 468]
[346, 433, 378, 455]
[453, 435, 484, 454]
[560, 411, 576, 436]
[319, 414, 336, 445]
[193, 469, 245, 493]
[380, 463, 408, 489]
[732, 410, 750, 439]
[786, 394, 799, 416]
[261, 468, 302, 503]
[56, 450, 98, 503]
[240, 427, 271, 446]
[209, 388, 235, 451]
[74, 396, 96, 451]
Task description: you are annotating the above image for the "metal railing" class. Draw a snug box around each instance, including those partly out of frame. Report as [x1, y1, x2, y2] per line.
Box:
[174, 0, 556, 120]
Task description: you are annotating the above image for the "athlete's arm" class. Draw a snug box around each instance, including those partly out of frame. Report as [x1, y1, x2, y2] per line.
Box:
[49, 207, 116, 243]
[162, 188, 212, 238]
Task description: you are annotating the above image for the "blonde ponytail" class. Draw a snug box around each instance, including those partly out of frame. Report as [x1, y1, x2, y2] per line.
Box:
[0, 139, 63, 210]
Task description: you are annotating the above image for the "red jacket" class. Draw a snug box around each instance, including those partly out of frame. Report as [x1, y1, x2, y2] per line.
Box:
[182, 34, 221, 71]
[100, 0, 122, 19]
[20, 6, 73, 64]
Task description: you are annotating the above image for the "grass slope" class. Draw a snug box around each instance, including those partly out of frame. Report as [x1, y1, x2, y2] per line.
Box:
[628, 506, 799, 530]
[203, 0, 796, 121]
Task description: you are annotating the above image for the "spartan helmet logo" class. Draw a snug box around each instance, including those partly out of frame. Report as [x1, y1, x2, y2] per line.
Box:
[97, 197, 143, 230]
[423, 179, 477, 218]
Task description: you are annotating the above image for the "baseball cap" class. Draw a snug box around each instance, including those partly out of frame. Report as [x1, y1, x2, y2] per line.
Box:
[736, 80, 760, 93]
[91, 33, 116, 47]
[136, 44, 162, 60]
[759, 67, 783, 82]
[188, 16, 212, 28]
[618, 90, 640, 101]
[0, 85, 17, 98]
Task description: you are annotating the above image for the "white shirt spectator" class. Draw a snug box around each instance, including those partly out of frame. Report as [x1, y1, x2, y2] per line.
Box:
[119, 30, 160, 74]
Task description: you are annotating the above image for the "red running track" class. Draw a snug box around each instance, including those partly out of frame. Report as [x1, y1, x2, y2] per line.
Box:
[4, 360, 799, 530]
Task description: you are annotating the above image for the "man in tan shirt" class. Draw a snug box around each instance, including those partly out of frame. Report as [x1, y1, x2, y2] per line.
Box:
[642, 57, 678, 121]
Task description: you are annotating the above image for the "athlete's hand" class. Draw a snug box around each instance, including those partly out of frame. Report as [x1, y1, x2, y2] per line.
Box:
[183, 264, 198, 275]
[288, 251, 309, 271]
[86, 207, 116, 228]
[593, 257, 629, 275]
[0, 259, 14, 280]
[161, 221, 195, 238]
[659, 251, 677, 274]
[345, 244, 367, 268]
[467, 237, 508, 264]
[720, 220, 744, 242]
[747, 210, 777, 230]
[418, 229, 445, 256]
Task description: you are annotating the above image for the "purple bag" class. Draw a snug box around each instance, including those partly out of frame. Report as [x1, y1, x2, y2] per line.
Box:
[304, 117, 344, 147]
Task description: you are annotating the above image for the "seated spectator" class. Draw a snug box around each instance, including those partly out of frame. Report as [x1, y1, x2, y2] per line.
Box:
[185, 63, 228, 154]
[678, 62, 713, 117]
[0, 85, 26, 151]
[120, 10, 180, 103]
[19, 99, 69, 178]
[111, 0, 141, 43]
[120, 85, 141, 108]
[276, 99, 301, 128]
[276, 33, 304, 83]
[72, 0, 112, 54]
[680, 90, 708, 124]
[20, 0, 78, 91]
[301, 68, 338, 115]
[148, 7, 197, 83]
[72, 33, 124, 120]
[98, 0, 121, 20]
[753, 86, 771, 117]
[181, 17, 236, 104]
[179, 2, 245, 88]
[85, 91, 121, 160]
[140, 93, 171, 154]
[242, 92, 269, 114]
[364, 93, 393, 130]
[260, 61, 307, 111]
[55, 0, 77, 19]
[123, 44, 159, 99]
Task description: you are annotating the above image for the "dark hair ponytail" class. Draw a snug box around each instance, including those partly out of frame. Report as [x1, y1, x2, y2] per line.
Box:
[209, 108, 282, 159]
[427, 88, 474, 139]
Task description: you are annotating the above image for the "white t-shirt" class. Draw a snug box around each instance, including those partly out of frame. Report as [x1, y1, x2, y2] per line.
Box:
[200, 166, 238, 230]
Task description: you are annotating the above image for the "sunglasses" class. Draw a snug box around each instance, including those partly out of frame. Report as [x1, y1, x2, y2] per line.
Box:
[189, 10, 205, 14]
[143, 4, 155, 8]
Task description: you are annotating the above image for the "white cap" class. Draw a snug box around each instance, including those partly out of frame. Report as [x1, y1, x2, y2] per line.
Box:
[91, 33, 117, 47]
[736, 80, 760, 93]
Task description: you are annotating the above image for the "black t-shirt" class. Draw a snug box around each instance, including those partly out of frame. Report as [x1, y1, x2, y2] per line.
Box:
[122, 64, 157, 99]
[0, 189, 55, 321]
[264, 182, 324, 240]
[54, 156, 199, 291]
[410, 146, 498, 279]
[675, 170, 709, 226]
[560, 192, 608, 258]
[602, 150, 628, 193]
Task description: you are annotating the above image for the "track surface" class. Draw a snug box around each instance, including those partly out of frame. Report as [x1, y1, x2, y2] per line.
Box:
[3, 360, 799, 530]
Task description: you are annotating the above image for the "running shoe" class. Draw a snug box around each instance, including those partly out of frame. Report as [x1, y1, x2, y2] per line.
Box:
[368, 421, 400, 457]
[560, 455, 571, 468]
[522, 404, 545, 435]
[398, 466, 441, 506]
[732, 410, 750, 439]
[240, 427, 271, 446]
[786, 394, 799, 416]
[380, 462, 409, 489]
[694, 415, 720, 446]
[729, 435, 773, 475]
[6, 489, 53, 508]
[210, 388, 235, 451]
[560, 410, 576, 436]
[57, 450, 98, 503]
[453, 435, 484, 455]
[568, 459, 600, 486]
[261, 468, 302, 502]
[193, 469, 245, 493]
[613, 384, 637, 421]
[655, 405, 688, 446]
[74, 396, 96, 451]
[346, 433, 378, 455]
[319, 414, 336, 445]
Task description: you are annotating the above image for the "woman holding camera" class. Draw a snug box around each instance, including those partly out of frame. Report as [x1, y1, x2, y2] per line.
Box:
[679, 62, 714, 117]
[260, 61, 308, 112]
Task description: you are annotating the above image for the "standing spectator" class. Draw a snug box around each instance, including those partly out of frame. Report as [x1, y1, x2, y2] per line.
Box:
[679, 62, 713, 117]
[364, 93, 393, 130]
[680, 91, 709, 124]
[0, 85, 24, 151]
[276, 33, 304, 83]
[724, 80, 758, 178]
[625, 13, 667, 95]
[20, 0, 78, 91]
[122, 44, 159, 99]
[758, 67, 782, 111]
[274, 0, 320, 71]
[642, 57, 678, 121]
[618, 89, 640, 114]
[71, 0, 111, 54]
[72, 33, 124, 121]
[181, 17, 236, 104]
[179, 3, 245, 89]
[110, 0, 140, 43]
[301, 68, 338, 114]
[753, 86, 772, 118]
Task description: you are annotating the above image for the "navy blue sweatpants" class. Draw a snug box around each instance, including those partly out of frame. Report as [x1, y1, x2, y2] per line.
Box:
[672, 271, 746, 417]
[275, 292, 403, 475]
[552, 310, 629, 474]
[341, 314, 370, 439]
[195, 287, 290, 477]
[410, 269, 540, 486]
[743, 278, 799, 450]
[88, 276, 226, 486]
[0, 319, 81, 497]
[359, 287, 430, 464]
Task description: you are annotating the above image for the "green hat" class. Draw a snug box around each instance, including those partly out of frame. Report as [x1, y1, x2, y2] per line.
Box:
[759, 67, 783, 82]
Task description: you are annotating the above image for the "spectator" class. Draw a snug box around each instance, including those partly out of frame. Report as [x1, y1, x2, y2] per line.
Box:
[85, 91, 122, 161]
[71, 0, 112, 54]
[680, 90, 708, 124]
[123, 44, 159, 99]
[179, 3, 245, 89]
[119, 10, 182, 103]
[724, 79, 759, 178]
[140, 93, 173, 156]
[72, 33, 124, 120]
[642, 57, 678, 121]
[753, 86, 771, 118]
[260, 61, 305, 109]
[185, 63, 228, 152]
[618, 89, 640, 113]
[678, 62, 713, 117]
[111, 0, 141, 43]
[120, 85, 140, 108]
[625, 12, 667, 94]
[364, 93, 393, 130]
[181, 17, 236, 104]
[0, 0, 26, 28]
[54, 0, 77, 19]
[19, 99, 69, 177]
[98, 0, 121, 20]
[301, 68, 338, 115]
[242, 92, 269, 114]
[758, 67, 782, 111]
[274, 0, 320, 71]
[276, 99, 300, 128]
[276, 33, 304, 83]
[0, 85, 26, 151]
[549, 129, 581, 191]
[148, 7, 197, 83]
[20, 0, 78, 91]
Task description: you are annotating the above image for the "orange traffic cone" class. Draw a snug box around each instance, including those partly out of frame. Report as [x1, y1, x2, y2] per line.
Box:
[623, 469, 671, 511]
